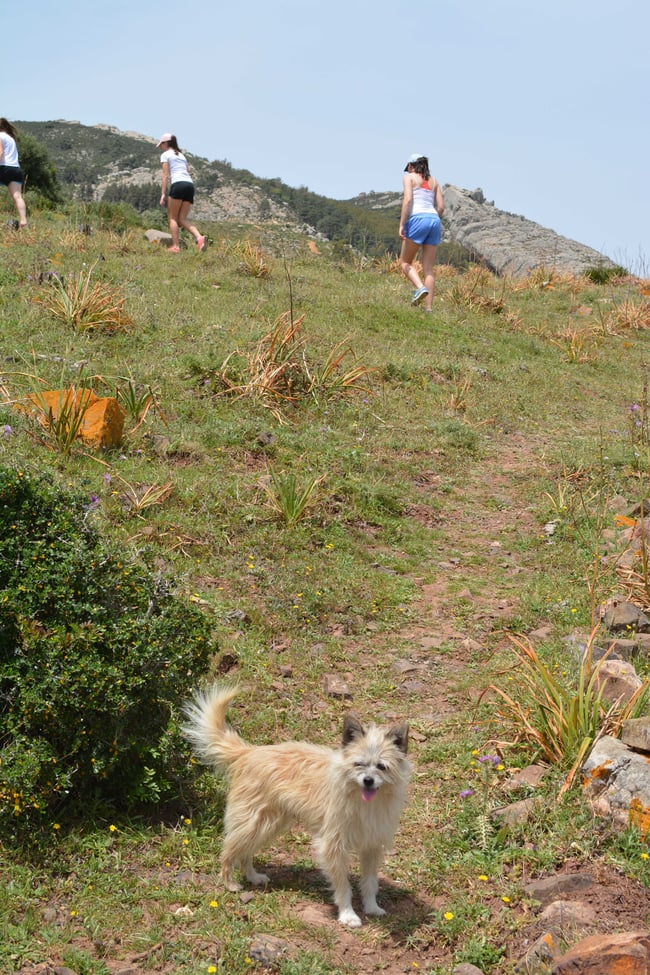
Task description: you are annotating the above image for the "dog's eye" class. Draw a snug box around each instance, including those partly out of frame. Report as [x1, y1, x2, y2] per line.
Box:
[377, 762, 387, 772]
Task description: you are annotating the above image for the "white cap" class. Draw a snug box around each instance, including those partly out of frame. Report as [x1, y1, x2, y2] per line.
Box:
[157, 133, 173, 147]
[404, 153, 425, 171]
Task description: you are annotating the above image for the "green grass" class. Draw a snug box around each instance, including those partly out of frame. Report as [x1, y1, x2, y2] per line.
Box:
[1, 196, 650, 973]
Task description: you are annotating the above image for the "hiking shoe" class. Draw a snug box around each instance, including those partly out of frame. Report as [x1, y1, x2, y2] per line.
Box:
[167, 245, 180, 253]
[196, 235, 207, 252]
[411, 286, 428, 305]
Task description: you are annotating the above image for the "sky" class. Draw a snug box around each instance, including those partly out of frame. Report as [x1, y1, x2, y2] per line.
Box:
[4, 0, 649, 269]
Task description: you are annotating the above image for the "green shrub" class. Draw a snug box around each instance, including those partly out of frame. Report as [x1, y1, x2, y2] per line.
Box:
[0, 466, 215, 827]
[584, 263, 628, 283]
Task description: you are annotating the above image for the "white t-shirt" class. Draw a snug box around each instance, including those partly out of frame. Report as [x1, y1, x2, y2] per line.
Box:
[0, 133, 19, 168]
[160, 148, 192, 184]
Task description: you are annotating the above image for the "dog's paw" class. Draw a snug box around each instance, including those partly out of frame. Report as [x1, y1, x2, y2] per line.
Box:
[338, 908, 362, 927]
[223, 878, 243, 892]
[247, 870, 270, 887]
[364, 902, 387, 917]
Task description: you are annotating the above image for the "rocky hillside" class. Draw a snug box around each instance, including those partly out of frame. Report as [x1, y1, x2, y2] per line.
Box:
[352, 185, 615, 276]
[17, 120, 614, 274]
[442, 185, 614, 276]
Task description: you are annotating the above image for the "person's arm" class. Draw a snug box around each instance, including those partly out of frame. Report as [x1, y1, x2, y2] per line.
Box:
[399, 173, 414, 239]
[0, 137, 4, 166]
[160, 160, 169, 206]
[434, 179, 445, 218]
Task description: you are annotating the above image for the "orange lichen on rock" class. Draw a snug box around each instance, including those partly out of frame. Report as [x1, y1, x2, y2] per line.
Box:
[629, 797, 650, 837]
[582, 761, 613, 785]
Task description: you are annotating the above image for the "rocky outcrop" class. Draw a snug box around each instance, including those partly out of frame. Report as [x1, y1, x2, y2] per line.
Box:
[442, 185, 614, 277]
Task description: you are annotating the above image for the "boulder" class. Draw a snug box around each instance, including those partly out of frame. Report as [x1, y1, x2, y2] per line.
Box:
[594, 659, 644, 706]
[17, 388, 125, 449]
[582, 735, 650, 833]
[144, 228, 173, 243]
[551, 931, 650, 974]
[598, 597, 650, 633]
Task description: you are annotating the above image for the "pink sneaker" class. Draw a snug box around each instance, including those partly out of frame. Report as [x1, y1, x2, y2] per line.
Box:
[167, 245, 180, 253]
[196, 235, 207, 252]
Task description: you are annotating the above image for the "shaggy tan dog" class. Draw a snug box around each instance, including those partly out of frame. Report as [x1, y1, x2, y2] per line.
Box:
[182, 685, 411, 927]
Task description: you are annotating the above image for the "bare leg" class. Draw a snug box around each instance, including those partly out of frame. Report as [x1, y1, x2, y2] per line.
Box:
[400, 237, 423, 290]
[8, 182, 27, 227]
[166, 197, 182, 247]
[177, 200, 202, 243]
[420, 243, 439, 311]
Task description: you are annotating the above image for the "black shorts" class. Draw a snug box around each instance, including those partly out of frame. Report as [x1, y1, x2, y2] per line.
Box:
[169, 181, 195, 203]
[0, 165, 23, 186]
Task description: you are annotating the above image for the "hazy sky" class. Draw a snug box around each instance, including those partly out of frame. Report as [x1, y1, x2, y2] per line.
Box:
[4, 0, 648, 268]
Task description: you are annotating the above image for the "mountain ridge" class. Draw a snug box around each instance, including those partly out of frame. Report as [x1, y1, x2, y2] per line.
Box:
[16, 120, 614, 274]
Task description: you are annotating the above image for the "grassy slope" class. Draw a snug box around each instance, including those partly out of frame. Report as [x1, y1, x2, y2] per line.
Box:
[1, 199, 650, 974]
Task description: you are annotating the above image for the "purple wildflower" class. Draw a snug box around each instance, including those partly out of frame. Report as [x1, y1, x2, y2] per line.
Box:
[3, 425, 12, 436]
[459, 789, 474, 799]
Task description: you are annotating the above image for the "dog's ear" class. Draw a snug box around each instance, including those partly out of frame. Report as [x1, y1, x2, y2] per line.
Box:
[387, 723, 409, 755]
[342, 712, 366, 747]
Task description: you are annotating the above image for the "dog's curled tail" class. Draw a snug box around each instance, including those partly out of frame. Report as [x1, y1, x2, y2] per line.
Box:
[181, 684, 248, 771]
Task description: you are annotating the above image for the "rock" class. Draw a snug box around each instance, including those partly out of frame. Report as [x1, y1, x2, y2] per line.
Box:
[622, 717, 650, 753]
[602, 638, 637, 661]
[505, 765, 547, 791]
[598, 597, 650, 632]
[322, 674, 352, 699]
[442, 185, 614, 277]
[582, 735, 650, 832]
[524, 872, 594, 907]
[144, 228, 173, 243]
[551, 931, 650, 974]
[594, 659, 644, 705]
[249, 933, 289, 967]
[492, 797, 537, 826]
[16, 388, 126, 449]
[539, 900, 598, 938]
[515, 931, 558, 973]
[453, 965, 487, 975]
[297, 903, 331, 926]
[398, 678, 428, 694]
[529, 624, 554, 641]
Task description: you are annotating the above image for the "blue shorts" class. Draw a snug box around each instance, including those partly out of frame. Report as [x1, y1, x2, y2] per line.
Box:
[404, 212, 442, 246]
[169, 180, 195, 203]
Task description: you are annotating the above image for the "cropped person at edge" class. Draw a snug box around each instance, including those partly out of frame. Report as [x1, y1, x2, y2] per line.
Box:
[0, 119, 27, 228]
[399, 153, 444, 312]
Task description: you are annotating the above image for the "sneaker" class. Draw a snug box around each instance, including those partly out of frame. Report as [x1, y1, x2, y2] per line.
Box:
[167, 245, 180, 253]
[196, 235, 207, 252]
[411, 286, 428, 305]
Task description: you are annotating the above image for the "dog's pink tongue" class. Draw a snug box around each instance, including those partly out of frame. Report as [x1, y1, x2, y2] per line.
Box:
[362, 786, 377, 802]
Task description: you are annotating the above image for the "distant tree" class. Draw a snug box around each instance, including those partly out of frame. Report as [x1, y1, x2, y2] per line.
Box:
[16, 130, 63, 203]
